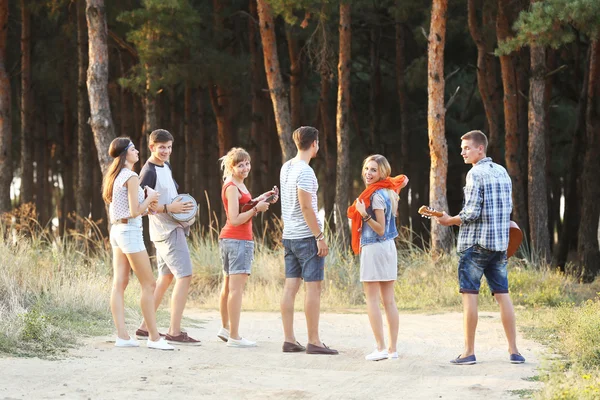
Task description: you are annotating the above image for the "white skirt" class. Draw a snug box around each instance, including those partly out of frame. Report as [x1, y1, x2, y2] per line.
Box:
[359, 240, 398, 282]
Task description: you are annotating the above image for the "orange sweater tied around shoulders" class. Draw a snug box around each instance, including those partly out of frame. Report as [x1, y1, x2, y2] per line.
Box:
[346, 175, 408, 255]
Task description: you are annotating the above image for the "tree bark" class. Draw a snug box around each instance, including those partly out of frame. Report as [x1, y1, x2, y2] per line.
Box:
[61, 71, 75, 236]
[369, 24, 382, 153]
[0, 0, 11, 213]
[497, 0, 527, 234]
[319, 71, 336, 228]
[335, 2, 351, 246]
[184, 82, 193, 195]
[256, 0, 295, 162]
[395, 17, 410, 230]
[528, 42, 551, 264]
[86, 0, 115, 174]
[578, 37, 600, 280]
[286, 26, 302, 130]
[428, 0, 452, 253]
[76, 0, 92, 232]
[20, 0, 34, 205]
[468, 0, 502, 162]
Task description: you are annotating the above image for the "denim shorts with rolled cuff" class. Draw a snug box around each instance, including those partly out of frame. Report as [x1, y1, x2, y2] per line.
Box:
[110, 221, 146, 254]
[154, 227, 193, 279]
[219, 239, 254, 275]
[458, 244, 509, 295]
[283, 237, 325, 282]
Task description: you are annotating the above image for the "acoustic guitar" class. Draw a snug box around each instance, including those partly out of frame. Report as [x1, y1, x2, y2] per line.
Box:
[417, 205, 523, 258]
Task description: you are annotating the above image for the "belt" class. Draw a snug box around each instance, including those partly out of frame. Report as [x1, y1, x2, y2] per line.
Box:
[113, 218, 131, 224]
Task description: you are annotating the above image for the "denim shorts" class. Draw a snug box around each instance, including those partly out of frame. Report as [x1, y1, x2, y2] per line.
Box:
[154, 227, 193, 279]
[458, 244, 509, 295]
[219, 239, 254, 275]
[110, 223, 145, 254]
[283, 237, 325, 282]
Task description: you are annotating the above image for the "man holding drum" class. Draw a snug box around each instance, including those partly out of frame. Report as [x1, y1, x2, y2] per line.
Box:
[136, 129, 201, 346]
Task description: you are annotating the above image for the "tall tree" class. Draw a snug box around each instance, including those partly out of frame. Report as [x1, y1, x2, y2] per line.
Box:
[0, 0, 9, 213]
[335, 2, 351, 244]
[286, 25, 303, 130]
[496, 0, 527, 234]
[86, 0, 115, 173]
[427, 0, 452, 253]
[20, 0, 34, 204]
[468, 0, 502, 162]
[76, 0, 92, 231]
[395, 11, 410, 229]
[579, 37, 600, 278]
[256, 0, 295, 161]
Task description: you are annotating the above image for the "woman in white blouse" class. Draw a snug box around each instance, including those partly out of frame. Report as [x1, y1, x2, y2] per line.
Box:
[101, 137, 173, 350]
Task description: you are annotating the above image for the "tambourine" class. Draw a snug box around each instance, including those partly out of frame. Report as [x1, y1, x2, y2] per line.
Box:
[169, 194, 198, 223]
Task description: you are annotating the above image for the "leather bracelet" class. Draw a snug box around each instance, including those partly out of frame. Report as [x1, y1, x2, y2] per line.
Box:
[316, 235, 325, 242]
[163, 204, 168, 214]
[253, 206, 259, 216]
[315, 232, 324, 240]
[362, 215, 372, 222]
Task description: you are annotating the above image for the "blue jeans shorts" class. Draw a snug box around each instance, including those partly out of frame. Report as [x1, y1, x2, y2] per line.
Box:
[458, 244, 509, 295]
[283, 237, 325, 282]
[219, 239, 254, 275]
[110, 221, 145, 254]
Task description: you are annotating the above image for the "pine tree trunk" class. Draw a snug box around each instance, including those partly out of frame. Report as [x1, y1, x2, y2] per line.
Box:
[578, 37, 600, 280]
[468, 0, 502, 162]
[76, 0, 92, 232]
[528, 43, 551, 263]
[256, 0, 295, 162]
[369, 25, 381, 153]
[86, 0, 115, 174]
[335, 2, 351, 246]
[61, 75, 75, 236]
[0, 0, 11, 213]
[428, 0, 452, 253]
[196, 89, 210, 228]
[20, 0, 34, 205]
[209, 84, 232, 156]
[497, 0, 527, 234]
[516, 48, 530, 236]
[184, 82, 193, 195]
[395, 17, 410, 230]
[286, 27, 302, 130]
[319, 71, 336, 228]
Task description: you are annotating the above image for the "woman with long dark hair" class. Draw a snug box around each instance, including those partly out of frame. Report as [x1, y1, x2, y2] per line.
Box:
[101, 137, 173, 350]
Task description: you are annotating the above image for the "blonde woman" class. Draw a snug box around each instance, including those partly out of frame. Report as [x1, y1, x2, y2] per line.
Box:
[101, 137, 173, 350]
[347, 155, 408, 361]
[217, 147, 277, 347]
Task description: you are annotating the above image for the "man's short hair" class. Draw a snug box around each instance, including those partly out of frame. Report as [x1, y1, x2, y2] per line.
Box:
[292, 126, 319, 151]
[461, 130, 488, 152]
[149, 129, 174, 145]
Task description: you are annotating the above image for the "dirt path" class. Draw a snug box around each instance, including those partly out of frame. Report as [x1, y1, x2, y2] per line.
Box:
[0, 310, 543, 399]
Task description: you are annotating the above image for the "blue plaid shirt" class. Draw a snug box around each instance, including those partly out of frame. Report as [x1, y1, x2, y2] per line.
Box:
[457, 157, 512, 252]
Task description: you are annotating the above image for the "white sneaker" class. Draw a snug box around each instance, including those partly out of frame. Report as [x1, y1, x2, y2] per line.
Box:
[227, 337, 257, 348]
[217, 327, 230, 342]
[115, 336, 140, 347]
[147, 337, 175, 351]
[388, 351, 399, 359]
[365, 348, 388, 361]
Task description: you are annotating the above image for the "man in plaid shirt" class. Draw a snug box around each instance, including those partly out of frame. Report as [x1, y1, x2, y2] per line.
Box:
[436, 130, 525, 366]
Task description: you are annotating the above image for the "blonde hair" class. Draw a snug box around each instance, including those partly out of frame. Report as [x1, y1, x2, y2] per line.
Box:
[101, 137, 132, 204]
[219, 147, 251, 181]
[362, 154, 399, 215]
[461, 130, 488, 152]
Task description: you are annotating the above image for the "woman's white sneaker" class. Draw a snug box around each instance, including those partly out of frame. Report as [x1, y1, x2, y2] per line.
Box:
[365, 349, 389, 361]
[217, 327, 230, 342]
[147, 337, 175, 350]
[115, 336, 140, 347]
[388, 351, 399, 359]
[227, 337, 257, 348]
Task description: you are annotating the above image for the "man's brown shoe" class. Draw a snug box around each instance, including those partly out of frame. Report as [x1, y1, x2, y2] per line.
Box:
[166, 332, 201, 346]
[306, 343, 338, 355]
[282, 341, 306, 352]
[135, 329, 165, 340]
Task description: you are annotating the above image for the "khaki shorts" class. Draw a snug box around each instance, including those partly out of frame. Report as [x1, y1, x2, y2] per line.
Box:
[154, 227, 193, 279]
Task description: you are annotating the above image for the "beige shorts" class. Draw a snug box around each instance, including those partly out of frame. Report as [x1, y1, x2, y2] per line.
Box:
[154, 227, 193, 279]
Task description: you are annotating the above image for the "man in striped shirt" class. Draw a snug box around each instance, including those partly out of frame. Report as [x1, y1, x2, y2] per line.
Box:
[279, 126, 338, 355]
[436, 130, 525, 365]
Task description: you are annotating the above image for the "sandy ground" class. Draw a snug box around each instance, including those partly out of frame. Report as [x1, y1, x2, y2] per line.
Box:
[0, 310, 544, 399]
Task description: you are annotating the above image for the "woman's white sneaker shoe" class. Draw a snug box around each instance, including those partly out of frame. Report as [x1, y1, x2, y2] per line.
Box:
[365, 349, 389, 361]
[217, 327, 230, 342]
[147, 337, 175, 350]
[115, 336, 140, 347]
[388, 352, 399, 359]
[227, 337, 257, 348]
